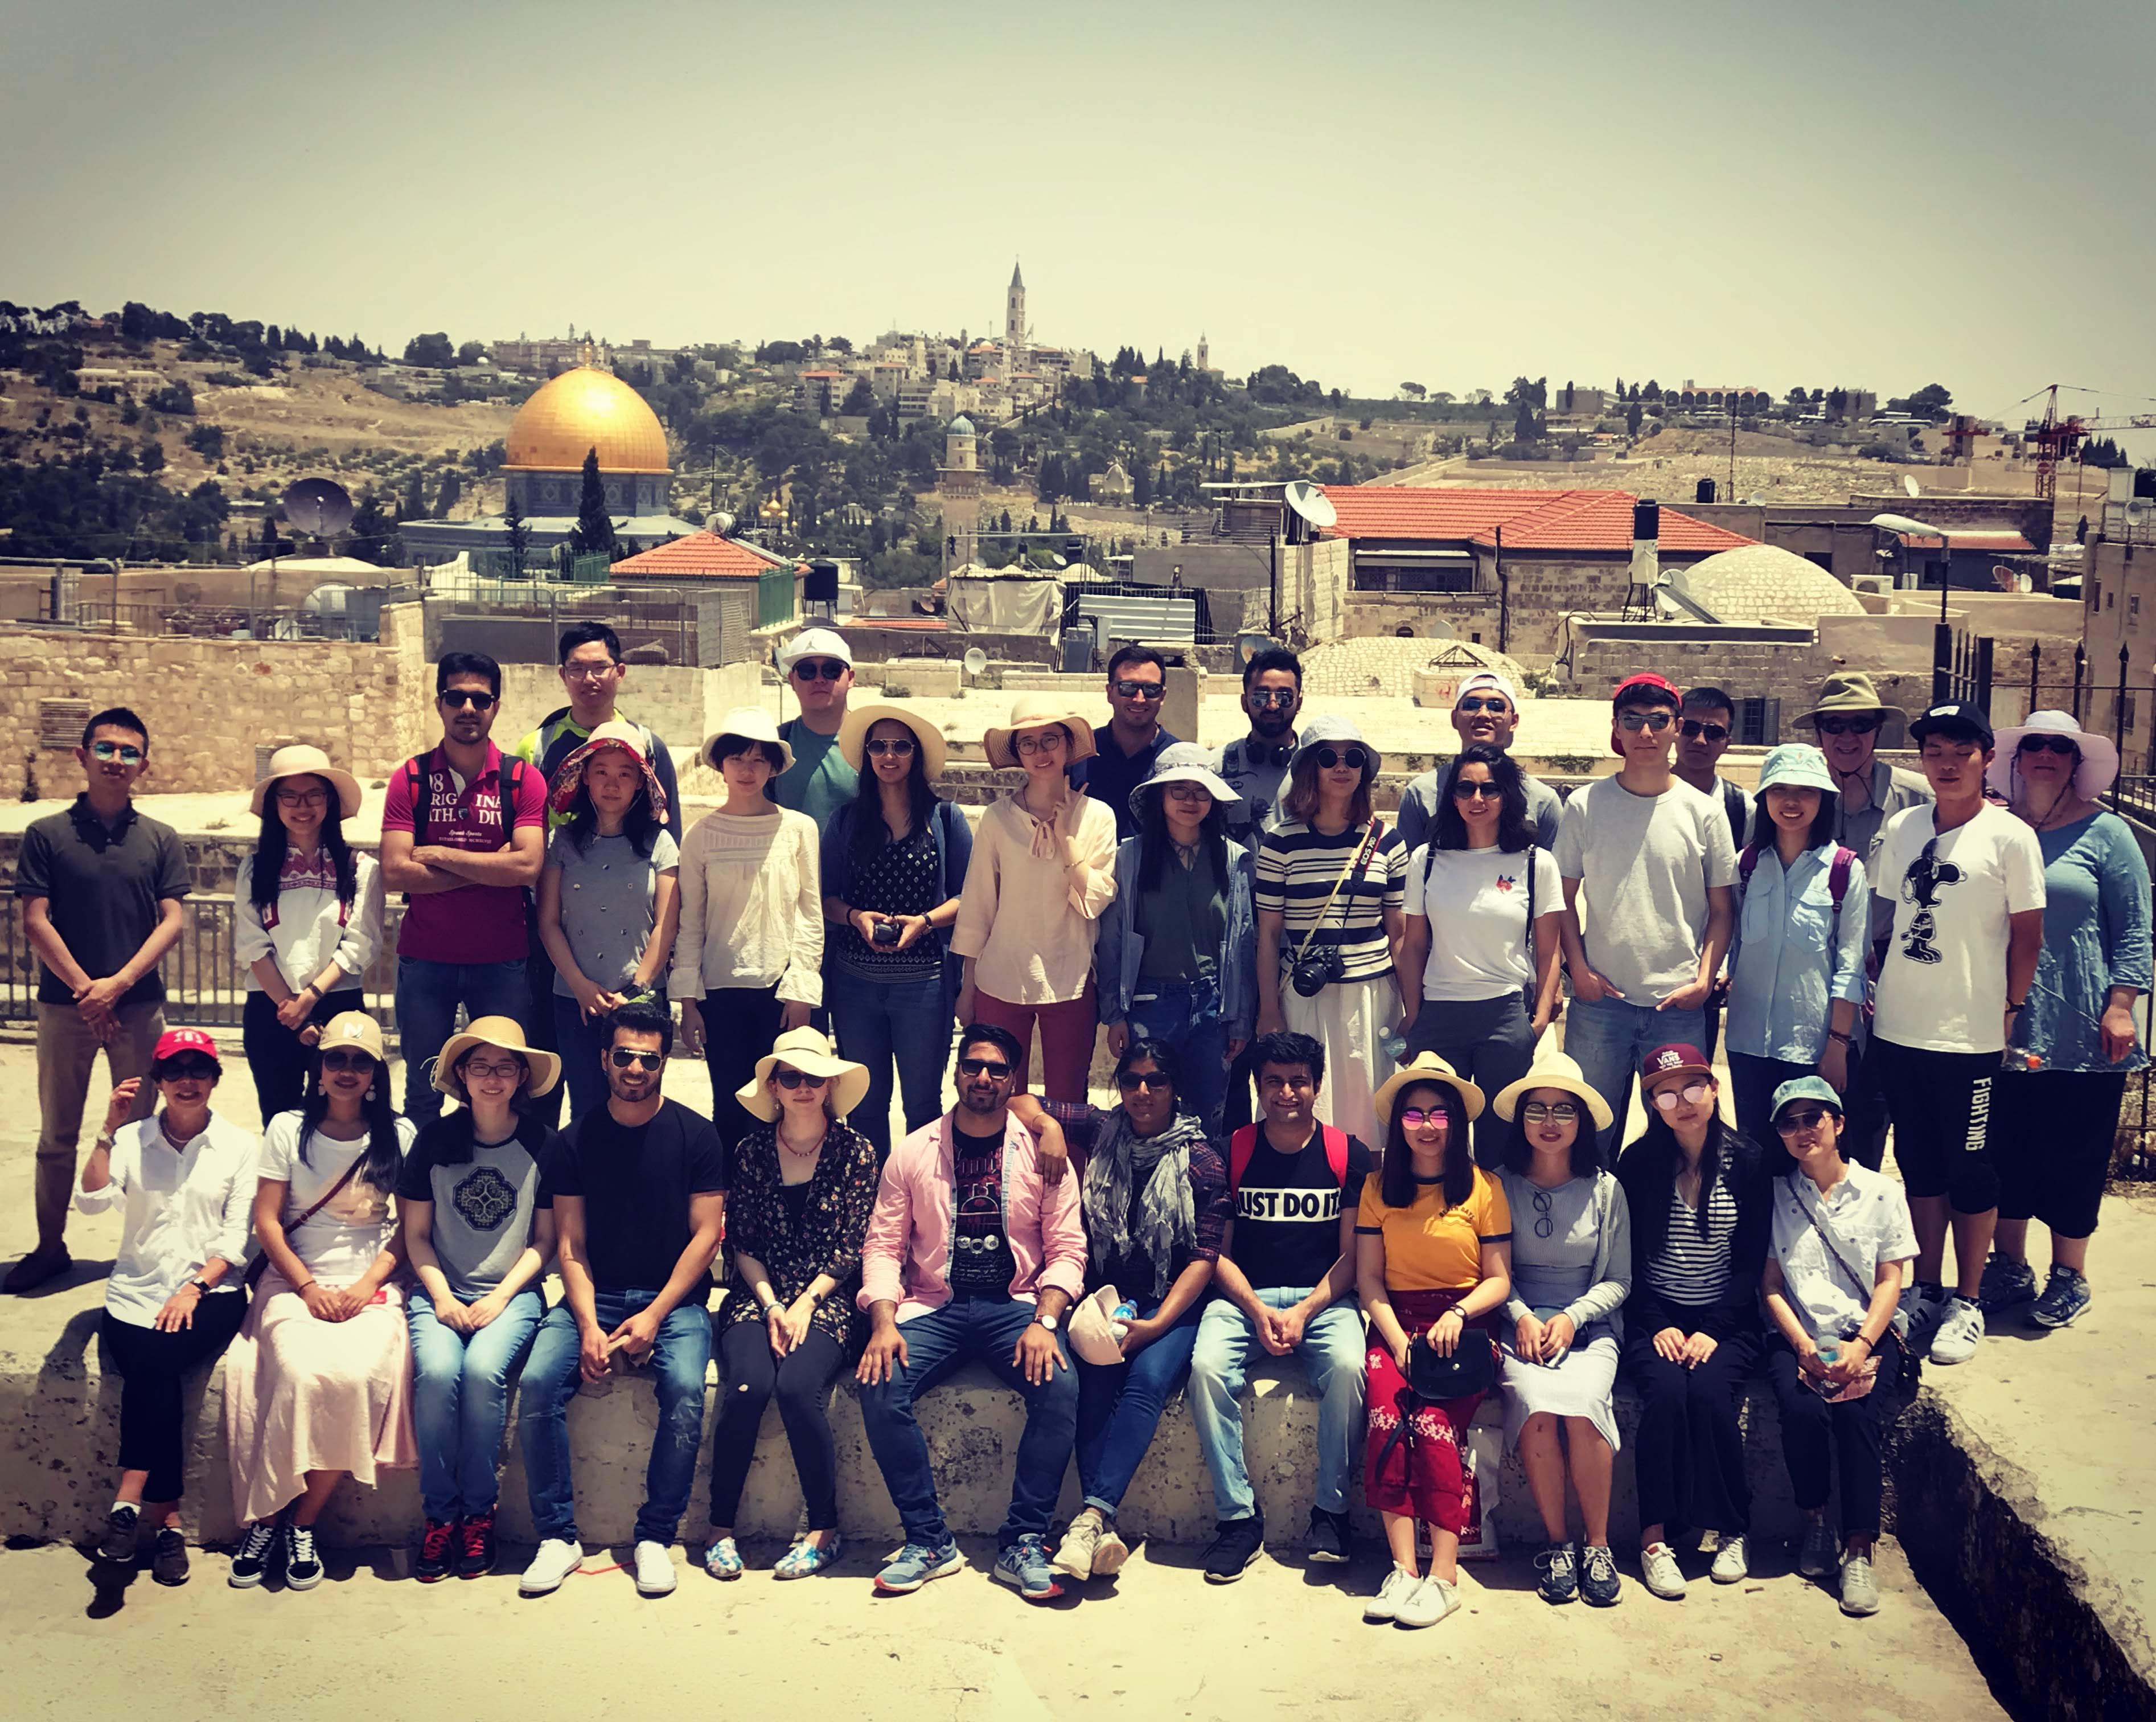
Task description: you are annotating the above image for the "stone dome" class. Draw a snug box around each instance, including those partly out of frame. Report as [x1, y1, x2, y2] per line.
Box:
[946, 415, 975, 436]
[505, 366, 670, 473]
[1679, 543, 1868, 625]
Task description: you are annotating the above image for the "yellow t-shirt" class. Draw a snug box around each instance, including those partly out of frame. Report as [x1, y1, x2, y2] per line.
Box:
[1356, 1167, 1512, 1291]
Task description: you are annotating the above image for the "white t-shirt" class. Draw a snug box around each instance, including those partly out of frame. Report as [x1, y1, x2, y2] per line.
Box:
[1554, 776, 1739, 1001]
[258, 1110, 415, 1286]
[1872, 802, 2047, 1053]
[1768, 1162, 1917, 1343]
[1405, 844, 1563, 1002]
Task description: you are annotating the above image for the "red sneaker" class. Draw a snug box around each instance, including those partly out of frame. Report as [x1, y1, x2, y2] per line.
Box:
[457, 1510, 498, 1580]
[416, 1517, 458, 1583]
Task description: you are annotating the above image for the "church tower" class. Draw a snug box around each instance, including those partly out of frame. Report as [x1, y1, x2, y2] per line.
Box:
[1197, 332, 1210, 373]
[1005, 260, 1026, 371]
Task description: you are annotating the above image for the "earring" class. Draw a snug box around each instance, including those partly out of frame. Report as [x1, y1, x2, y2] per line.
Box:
[364, 1084, 377, 1101]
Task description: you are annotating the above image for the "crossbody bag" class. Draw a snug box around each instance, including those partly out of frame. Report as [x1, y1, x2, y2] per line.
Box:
[245, 1152, 367, 1290]
[1288, 822, 1383, 998]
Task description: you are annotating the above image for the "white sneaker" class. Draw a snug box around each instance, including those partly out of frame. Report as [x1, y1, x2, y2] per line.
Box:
[633, 1539, 677, 1597]
[519, 1538, 586, 1596]
[1928, 1296, 1984, 1364]
[1710, 1534, 1748, 1584]
[1394, 1573, 1457, 1629]
[1898, 1284, 1948, 1352]
[1839, 1552, 1880, 1616]
[1640, 1541, 1687, 1600]
[1363, 1564, 1419, 1622]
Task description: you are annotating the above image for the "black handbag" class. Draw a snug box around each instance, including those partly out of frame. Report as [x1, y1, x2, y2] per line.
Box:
[1409, 1327, 1497, 1399]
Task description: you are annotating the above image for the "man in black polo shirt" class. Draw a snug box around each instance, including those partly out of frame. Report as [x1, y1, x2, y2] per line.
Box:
[8, 707, 189, 1293]
[1069, 645, 1178, 840]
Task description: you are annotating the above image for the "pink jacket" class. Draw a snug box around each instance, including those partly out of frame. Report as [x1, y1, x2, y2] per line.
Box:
[856, 1113, 1087, 1323]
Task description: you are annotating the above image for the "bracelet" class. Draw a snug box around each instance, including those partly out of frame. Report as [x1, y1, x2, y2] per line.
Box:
[1826, 1031, 1853, 1046]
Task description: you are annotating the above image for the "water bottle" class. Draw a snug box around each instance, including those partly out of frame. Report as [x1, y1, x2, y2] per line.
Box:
[1111, 1301, 1136, 1344]
[1379, 1026, 1408, 1068]
[1815, 1340, 1841, 1369]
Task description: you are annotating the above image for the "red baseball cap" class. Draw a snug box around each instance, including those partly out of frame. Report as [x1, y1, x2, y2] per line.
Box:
[152, 1027, 221, 1067]
[1640, 1043, 1711, 1086]
[1612, 673, 1682, 708]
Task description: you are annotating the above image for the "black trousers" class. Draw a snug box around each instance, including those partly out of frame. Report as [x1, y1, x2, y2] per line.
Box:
[523, 925, 566, 1130]
[707, 1321, 844, 1531]
[700, 985, 785, 1152]
[1767, 1335, 1900, 1539]
[1838, 1037, 1891, 1174]
[1623, 1322, 1760, 1536]
[240, 987, 355, 1127]
[100, 1298, 249, 1502]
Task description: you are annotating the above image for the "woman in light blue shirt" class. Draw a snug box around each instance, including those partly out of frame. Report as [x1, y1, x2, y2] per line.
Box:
[1724, 746, 1869, 1150]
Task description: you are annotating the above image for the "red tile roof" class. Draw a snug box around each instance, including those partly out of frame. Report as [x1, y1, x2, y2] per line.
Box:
[610, 532, 796, 580]
[1319, 486, 1754, 554]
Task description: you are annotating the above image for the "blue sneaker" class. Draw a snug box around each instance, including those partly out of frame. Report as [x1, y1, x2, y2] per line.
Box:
[874, 1539, 963, 1594]
[993, 1534, 1065, 1604]
[2030, 1265, 2092, 1329]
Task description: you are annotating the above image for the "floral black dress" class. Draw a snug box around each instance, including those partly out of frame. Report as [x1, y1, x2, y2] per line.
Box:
[717, 1119, 879, 1352]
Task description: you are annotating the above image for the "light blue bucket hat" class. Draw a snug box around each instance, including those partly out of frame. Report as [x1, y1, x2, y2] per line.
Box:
[1755, 743, 1838, 796]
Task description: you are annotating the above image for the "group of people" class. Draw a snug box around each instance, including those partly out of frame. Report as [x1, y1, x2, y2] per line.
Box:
[10, 622, 2147, 1629]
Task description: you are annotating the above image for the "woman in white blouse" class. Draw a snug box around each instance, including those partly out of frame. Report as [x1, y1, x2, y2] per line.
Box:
[75, 1028, 259, 1585]
[672, 708, 824, 1147]
[235, 745, 384, 1126]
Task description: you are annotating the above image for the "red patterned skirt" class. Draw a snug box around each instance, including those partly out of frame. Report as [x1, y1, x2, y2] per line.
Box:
[1363, 1286, 1490, 1534]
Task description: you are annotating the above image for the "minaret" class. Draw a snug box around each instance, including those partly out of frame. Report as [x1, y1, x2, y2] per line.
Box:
[1005, 260, 1026, 372]
[1197, 332, 1210, 373]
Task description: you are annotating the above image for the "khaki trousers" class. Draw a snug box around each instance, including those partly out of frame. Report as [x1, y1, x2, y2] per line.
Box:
[35, 999, 162, 1250]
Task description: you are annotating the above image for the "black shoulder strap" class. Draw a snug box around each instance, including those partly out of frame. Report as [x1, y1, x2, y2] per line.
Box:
[406, 756, 429, 845]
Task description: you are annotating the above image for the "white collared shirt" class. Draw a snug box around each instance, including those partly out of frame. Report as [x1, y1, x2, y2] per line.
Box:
[1768, 1161, 1916, 1342]
[74, 1110, 261, 1326]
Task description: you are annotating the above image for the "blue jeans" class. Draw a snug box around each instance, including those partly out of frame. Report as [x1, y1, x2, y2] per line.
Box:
[551, 995, 613, 1133]
[406, 1286, 545, 1520]
[857, 1297, 1079, 1550]
[518, 1290, 713, 1545]
[394, 957, 529, 1125]
[1074, 1295, 1201, 1514]
[826, 966, 949, 1158]
[1564, 994, 1707, 1164]
[1188, 1289, 1365, 1522]
[1127, 979, 1231, 1135]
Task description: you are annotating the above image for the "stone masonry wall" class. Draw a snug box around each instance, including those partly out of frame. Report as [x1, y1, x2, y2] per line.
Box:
[1558, 634, 1932, 728]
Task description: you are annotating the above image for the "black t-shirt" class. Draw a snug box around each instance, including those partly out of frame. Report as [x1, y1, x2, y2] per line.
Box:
[539, 1097, 728, 1293]
[1226, 1124, 1375, 1293]
[950, 1117, 1017, 1299]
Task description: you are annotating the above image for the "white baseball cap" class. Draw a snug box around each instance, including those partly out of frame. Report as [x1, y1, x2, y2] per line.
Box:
[779, 626, 853, 671]
[1454, 671, 1522, 709]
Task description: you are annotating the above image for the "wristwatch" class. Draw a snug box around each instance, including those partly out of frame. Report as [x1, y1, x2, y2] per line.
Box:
[186, 1277, 212, 1295]
[1033, 1311, 1060, 1333]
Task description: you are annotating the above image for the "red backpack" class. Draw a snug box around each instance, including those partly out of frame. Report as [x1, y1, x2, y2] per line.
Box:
[1737, 842, 1855, 918]
[1228, 1122, 1350, 1194]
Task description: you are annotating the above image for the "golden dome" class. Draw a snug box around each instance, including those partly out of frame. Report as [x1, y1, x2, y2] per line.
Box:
[504, 366, 670, 473]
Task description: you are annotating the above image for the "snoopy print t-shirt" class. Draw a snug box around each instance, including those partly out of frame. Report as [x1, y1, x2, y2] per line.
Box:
[1871, 802, 2046, 1055]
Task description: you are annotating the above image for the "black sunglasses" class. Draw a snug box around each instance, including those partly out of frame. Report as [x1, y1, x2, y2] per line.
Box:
[1111, 678, 1166, 700]
[1116, 1069, 1173, 1092]
[1679, 719, 1730, 743]
[1451, 781, 1502, 801]
[321, 1048, 375, 1073]
[440, 688, 498, 710]
[1314, 746, 1369, 772]
[791, 659, 848, 680]
[2017, 735, 2077, 756]
[1774, 1106, 1837, 1135]
[1248, 688, 1297, 707]
[1455, 697, 1510, 715]
[773, 1068, 829, 1089]
[958, 1056, 1012, 1079]
[609, 1048, 664, 1071]
[158, 1056, 218, 1081]
[1814, 715, 1880, 736]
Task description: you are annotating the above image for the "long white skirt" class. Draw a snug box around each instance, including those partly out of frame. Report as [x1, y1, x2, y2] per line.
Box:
[1282, 971, 1401, 1149]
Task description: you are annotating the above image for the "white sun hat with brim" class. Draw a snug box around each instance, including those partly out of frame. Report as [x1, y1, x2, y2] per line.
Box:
[250, 744, 363, 821]
[983, 691, 1100, 770]
[736, 1026, 872, 1122]
[1373, 1051, 1485, 1134]
[838, 703, 947, 777]
[1129, 742, 1243, 822]
[1988, 708, 2121, 803]
[1490, 1051, 1615, 1131]
[432, 1014, 563, 1098]
[701, 706, 795, 775]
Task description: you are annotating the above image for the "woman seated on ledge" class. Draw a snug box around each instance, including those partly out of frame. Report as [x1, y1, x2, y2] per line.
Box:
[224, 1012, 416, 1593]
[76, 1030, 260, 1585]
[1760, 1076, 1915, 1620]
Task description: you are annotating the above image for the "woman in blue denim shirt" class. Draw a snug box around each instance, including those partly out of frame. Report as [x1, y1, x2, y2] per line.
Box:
[1724, 746, 1870, 1151]
[820, 706, 973, 1159]
[1096, 745, 1256, 1134]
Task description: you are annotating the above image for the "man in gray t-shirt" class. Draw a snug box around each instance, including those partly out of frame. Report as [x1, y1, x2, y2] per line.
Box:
[1395, 673, 1563, 853]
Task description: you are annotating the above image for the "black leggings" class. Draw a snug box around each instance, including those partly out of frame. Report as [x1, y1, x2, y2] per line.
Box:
[707, 1320, 844, 1531]
[1767, 1335, 1900, 1539]
[100, 1298, 249, 1502]
[700, 986, 786, 1153]
[1623, 1322, 1760, 1536]
[241, 988, 355, 1127]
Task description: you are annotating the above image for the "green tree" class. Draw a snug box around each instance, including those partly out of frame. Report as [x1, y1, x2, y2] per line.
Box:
[137, 437, 165, 475]
[840, 376, 876, 416]
[436, 469, 462, 518]
[569, 447, 615, 557]
[456, 341, 486, 367]
[403, 331, 455, 367]
[401, 468, 427, 519]
[503, 495, 530, 576]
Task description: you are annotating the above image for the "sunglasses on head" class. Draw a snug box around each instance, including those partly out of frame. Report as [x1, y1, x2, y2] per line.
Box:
[440, 688, 497, 710]
[1451, 780, 1502, 801]
[1455, 696, 1510, 715]
[2018, 735, 2077, 757]
[1520, 1101, 1579, 1123]
[1774, 1106, 1837, 1135]
[773, 1067, 828, 1090]
[1111, 678, 1166, 700]
[1679, 719, 1730, 743]
[158, 1056, 217, 1081]
[1116, 1069, 1172, 1092]
[1814, 715, 1880, 737]
[321, 1048, 375, 1073]
[792, 659, 848, 680]
[609, 1047, 664, 1071]
[864, 736, 916, 757]
[1649, 1080, 1713, 1111]
[958, 1056, 1012, 1080]
[89, 739, 145, 763]
[1617, 709, 1674, 733]
[1314, 745, 1369, 772]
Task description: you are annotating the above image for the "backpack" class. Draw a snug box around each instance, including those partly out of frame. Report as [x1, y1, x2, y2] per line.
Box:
[1228, 1121, 1350, 1194]
[1736, 842, 1855, 920]
[401, 751, 528, 848]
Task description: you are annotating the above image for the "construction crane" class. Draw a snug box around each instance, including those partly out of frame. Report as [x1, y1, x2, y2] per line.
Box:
[2021, 383, 2156, 503]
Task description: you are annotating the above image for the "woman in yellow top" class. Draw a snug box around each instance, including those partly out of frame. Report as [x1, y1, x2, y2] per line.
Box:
[1354, 1053, 1513, 1631]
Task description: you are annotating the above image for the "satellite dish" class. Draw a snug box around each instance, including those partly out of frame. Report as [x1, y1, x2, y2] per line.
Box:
[962, 647, 988, 677]
[281, 477, 354, 538]
[711, 511, 736, 535]
[1903, 475, 1921, 499]
[1282, 479, 1338, 529]
[1743, 493, 1767, 506]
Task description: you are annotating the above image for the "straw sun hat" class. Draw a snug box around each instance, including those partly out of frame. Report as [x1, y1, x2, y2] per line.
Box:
[1373, 1052, 1485, 1137]
[431, 1014, 562, 1097]
[734, 1027, 871, 1122]
[250, 744, 363, 820]
[839, 703, 948, 777]
[983, 691, 1099, 771]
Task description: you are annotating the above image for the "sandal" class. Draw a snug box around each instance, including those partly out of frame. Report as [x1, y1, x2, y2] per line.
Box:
[702, 1536, 744, 1580]
[774, 1535, 843, 1580]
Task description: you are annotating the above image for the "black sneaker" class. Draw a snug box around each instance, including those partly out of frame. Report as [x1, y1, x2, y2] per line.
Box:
[150, 1527, 191, 1586]
[1579, 1543, 1621, 1607]
[228, 1522, 277, 1589]
[1305, 1507, 1352, 1564]
[97, 1503, 141, 1565]
[1202, 1515, 1264, 1583]
[1535, 1539, 1579, 1604]
[456, 1508, 498, 1580]
[284, 1524, 323, 1591]
[416, 1516, 457, 1584]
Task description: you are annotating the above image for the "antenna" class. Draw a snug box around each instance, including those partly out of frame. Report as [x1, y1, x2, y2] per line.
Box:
[1282, 479, 1338, 531]
[281, 477, 354, 539]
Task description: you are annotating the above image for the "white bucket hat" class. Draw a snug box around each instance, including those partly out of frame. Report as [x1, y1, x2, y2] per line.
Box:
[701, 706, 796, 774]
[1988, 709, 2120, 803]
[1128, 741, 1242, 821]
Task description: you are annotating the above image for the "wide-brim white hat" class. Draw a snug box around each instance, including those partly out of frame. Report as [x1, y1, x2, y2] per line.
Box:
[1988, 709, 2120, 802]
[250, 744, 362, 821]
[702, 706, 796, 774]
[736, 1026, 872, 1122]
[839, 703, 947, 777]
[1491, 1052, 1615, 1131]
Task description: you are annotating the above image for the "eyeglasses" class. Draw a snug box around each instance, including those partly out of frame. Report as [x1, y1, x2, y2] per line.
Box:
[89, 740, 145, 763]
[276, 788, 329, 809]
[1520, 1101, 1580, 1124]
[864, 737, 916, 757]
[440, 688, 497, 710]
[2018, 735, 2078, 756]
[1814, 715, 1880, 737]
[1649, 1081, 1714, 1111]
[773, 1068, 829, 1090]
[1163, 781, 1212, 799]
[958, 1057, 1013, 1080]
[1116, 1069, 1173, 1092]
[609, 1048, 664, 1071]
[1451, 781, 1502, 801]
[1679, 719, 1730, 743]
[1774, 1107, 1835, 1135]
[461, 1059, 524, 1082]
[158, 1057, 217, 1081]
[321, 1048, 375, 1073]
[1111, 678, 1166, 700]
[1531, 1188, 1555, 1239]
[562, 662, 619, 682]
[1314, 746, 1369, 772]
[1248, 688, 1297, 707]
[1014, 732, 1062, 756]
[1397, 1106, 1451, 1129]
[791, 659, 848, 681]
[1455, 697, 1511, 715]
[1617, 710, 1675, 733]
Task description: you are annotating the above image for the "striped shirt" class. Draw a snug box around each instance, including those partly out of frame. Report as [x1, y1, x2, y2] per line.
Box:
[1644, 1178, 1736, 1306]
[1254, 821, 1406, 984]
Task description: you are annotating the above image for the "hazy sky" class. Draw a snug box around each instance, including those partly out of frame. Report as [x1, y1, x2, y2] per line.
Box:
[7, 0, 2153, 423]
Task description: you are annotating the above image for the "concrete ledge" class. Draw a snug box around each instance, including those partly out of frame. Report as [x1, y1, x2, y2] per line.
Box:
[1, 1305, 1799, 1551]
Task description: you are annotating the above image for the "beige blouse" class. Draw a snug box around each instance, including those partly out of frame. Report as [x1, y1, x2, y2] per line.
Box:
[670, 808, 824, 1006]
[952, 790, 1119, 1004]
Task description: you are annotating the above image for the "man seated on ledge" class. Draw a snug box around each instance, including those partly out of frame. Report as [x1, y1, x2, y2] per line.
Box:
[855, 1023, 1086, 1604]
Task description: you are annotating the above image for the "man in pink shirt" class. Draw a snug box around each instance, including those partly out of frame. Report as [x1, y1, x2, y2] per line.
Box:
[855, 1023, 1086, 1604]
